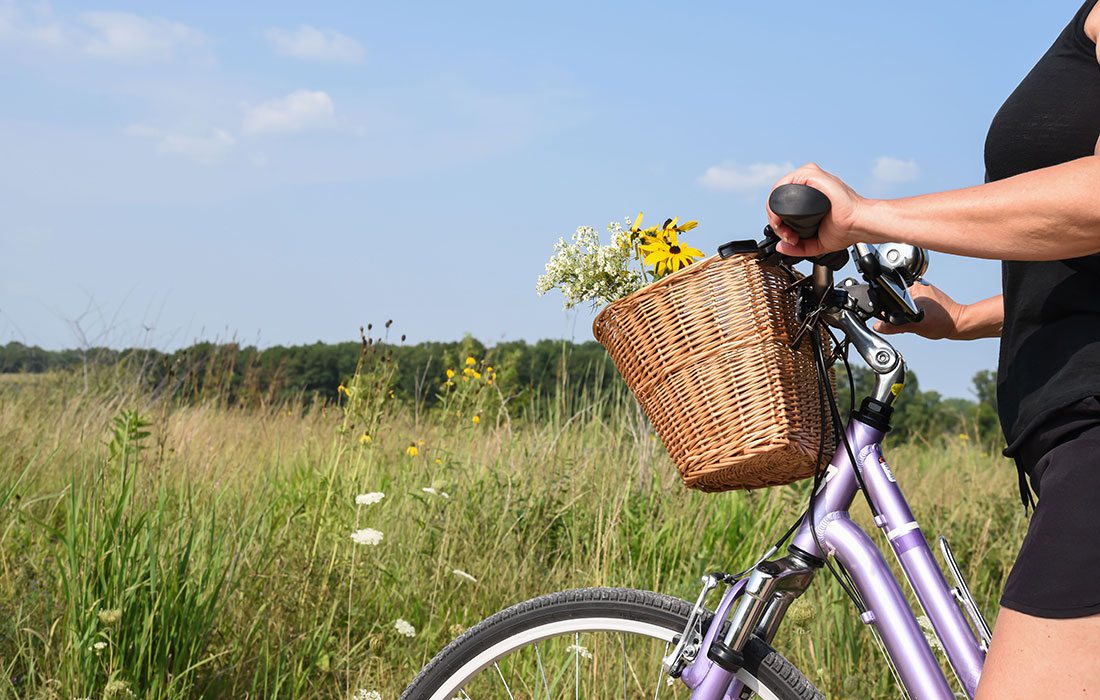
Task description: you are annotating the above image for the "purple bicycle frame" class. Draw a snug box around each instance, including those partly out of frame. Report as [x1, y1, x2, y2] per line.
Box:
[680, 416, 987, 699]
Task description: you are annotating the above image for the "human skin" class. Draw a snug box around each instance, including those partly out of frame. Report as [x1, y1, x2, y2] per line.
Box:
[762, 8, 1100, 697]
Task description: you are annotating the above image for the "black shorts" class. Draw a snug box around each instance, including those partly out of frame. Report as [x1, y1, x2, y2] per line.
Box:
[1001, 396, 1100, 619]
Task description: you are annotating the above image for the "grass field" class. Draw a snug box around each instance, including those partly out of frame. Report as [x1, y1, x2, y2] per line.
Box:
[0, 363, 1026, 699]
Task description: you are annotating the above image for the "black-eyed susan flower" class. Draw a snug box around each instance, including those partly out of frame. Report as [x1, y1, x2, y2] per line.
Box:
[465, 356, 476, 366]
[406, 444, 419, 458]
[471, 414, 480, 425]
[359, 433, 373, 445]
[445, 368, 455, 379]
[639, 229, 704, 277]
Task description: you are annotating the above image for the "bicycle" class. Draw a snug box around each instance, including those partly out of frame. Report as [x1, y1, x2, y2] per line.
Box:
[400, 185, 992, 700]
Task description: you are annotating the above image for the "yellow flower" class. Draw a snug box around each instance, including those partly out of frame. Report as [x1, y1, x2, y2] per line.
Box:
[406, 444, 419, 458]
[640, 231, 704, 277]
[485, 366, 493, 373]
[465, 356, 476, 366]
[388, 390, 395, 399]
[471, 415, 480, 425]
[337, 384, 349, 396]
[434, 458, 443, 465]
[446, 368, 455, 379]
[958, 433, 970, 441]
[360, 433, 373, 445]
[463, 367, 477, 378]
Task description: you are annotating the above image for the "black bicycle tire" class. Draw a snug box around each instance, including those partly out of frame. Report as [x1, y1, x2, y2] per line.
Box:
[399, 587, 822, 700]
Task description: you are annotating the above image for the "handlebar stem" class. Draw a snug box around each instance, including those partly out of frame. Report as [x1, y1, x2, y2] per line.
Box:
[827, 309, 907, 406]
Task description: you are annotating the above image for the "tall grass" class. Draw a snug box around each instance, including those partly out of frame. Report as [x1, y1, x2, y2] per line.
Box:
[0, 361, 1023, 698]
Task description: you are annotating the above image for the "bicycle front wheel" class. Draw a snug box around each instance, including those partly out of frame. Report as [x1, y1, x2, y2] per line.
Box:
[400, 587, 821, 700]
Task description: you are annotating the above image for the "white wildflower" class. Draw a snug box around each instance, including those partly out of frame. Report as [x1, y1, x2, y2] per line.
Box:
[355, 492, 385, 506]
[92, 641, 107, 652]
[916, 615, 944, 652]
[394, 618, 417, 637]
[421, 487, 450, 499]
[350, 528, 383, 546]
[536, 223, 644, 308]
[566, 643, 593, 659]
[451, 568, 477, 583]
[353, 690, 381, 700]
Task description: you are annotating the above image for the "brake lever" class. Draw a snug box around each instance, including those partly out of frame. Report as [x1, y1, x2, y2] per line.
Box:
[853, 242, 924, 323]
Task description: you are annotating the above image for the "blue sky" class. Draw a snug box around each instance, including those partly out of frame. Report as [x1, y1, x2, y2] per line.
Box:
[0, 1, 1082, 397]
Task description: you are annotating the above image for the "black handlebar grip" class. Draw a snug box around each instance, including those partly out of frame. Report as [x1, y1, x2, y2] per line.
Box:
[768, 184, 831, 239]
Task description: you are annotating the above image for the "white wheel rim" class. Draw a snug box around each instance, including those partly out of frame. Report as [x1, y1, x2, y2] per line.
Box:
[426, 615, 782, 700]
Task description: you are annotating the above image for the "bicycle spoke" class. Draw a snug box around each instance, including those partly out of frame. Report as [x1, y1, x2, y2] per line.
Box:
[493, 661, 515, 700]
[534, 642, 551, 700]
[621, 633, 627, 700]
[575, 632, 580, 700]
[652, 640, 671, 700]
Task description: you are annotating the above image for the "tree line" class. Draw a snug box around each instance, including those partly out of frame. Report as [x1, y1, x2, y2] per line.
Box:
[0, 337, 1000, 443]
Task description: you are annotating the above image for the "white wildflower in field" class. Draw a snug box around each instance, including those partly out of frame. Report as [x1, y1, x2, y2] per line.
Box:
[355, 492, 385, 506]
[421, 487, 450, 499]
[92, 641, 107, 652]
[566, 643, 593, 659]
[394, 618, 417, 637]
[451, 569, 477, 583]
[351, 528, 384, 546]
[353, 690, 381, 700]
[917, 615, 944, 652]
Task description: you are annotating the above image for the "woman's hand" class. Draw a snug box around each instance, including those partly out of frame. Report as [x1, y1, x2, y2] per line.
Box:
[873, 285, 1004, 340]
[766, 163, 871, 257]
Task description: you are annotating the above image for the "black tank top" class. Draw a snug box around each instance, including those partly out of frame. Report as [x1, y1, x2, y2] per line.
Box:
[984, 0, 1100, 451]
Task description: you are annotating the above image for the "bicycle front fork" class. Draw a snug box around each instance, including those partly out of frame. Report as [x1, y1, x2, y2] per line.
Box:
[672, 548, 821, 699]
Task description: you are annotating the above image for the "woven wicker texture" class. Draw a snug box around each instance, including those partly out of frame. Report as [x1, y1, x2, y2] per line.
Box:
[593, 254, 835, 492]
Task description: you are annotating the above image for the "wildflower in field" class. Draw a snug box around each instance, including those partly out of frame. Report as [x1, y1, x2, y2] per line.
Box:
[353, 691, 381, 700]
[471, 414, 480, 425]
[446, 368, 455, 379]
[406, 444, 419, 458]
[958, 433, 970, 441]
[355, 492, 385, 506]
[451, 569, 477, 583]
[465, 356, 476, 366]
[338, 384, 349, 396]
[98, 608, 121, 625]
[421, 487, 450, 499]
[434, 458, 443, 465]
[350, 528, 384, 546]
[92, 641, 107, 653]
[566, 643, 593, 659]
[394, 618, 417, 637]
[359, 433, 373, 445]
[103, 679, 131, 697]
[917, 615, 945, 652]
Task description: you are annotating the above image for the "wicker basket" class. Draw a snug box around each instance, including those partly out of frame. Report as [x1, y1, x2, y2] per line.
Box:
[593, 253, 835, 492]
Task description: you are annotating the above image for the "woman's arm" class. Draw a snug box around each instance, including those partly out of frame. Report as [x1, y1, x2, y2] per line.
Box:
[873, 286, 1003, 340]
[767, 157, 1100, 261]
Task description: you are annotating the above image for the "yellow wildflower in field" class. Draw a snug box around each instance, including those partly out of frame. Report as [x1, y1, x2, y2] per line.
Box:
[406, 444, 419, 457]
[465, 356, 476, 366]
[446, 368, 455, 379]
[958, 433, 970, 441]
[338, 384, 349, 396]
[359, 433, 373, 445]
[434, 458, 443, 465]
[471, 414, 480, 425]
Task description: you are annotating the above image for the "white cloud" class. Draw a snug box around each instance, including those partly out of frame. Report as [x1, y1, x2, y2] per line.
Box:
[242, 90, 336, 136]
[264, 25, 364, 63]
[871, 156, 920, 184]
[698, 162, 793, 192]
[0, 3, 207, 63]
[81, 11, 205, 62]
[126, 124, 235, 164]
